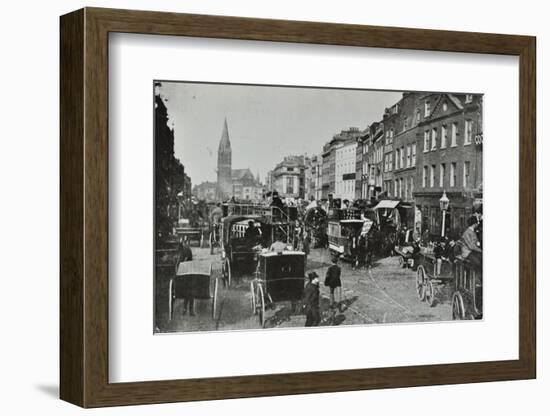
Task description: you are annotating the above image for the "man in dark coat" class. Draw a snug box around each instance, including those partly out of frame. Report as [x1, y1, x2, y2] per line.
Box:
[303, 272, 320, 327]
[324, 257, 342, 308]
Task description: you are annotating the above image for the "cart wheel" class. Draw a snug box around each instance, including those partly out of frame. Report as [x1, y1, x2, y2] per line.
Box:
[256, 283, 265, 327]
[211, 277, 219, 320]
[452, 292, 465, 320]
[209, 232, 214, 255]
[398, 256, 404, 268]
[222, 258, 231, 288]
[425, 280, 436, 307]
[168, 279, 174, 321]
[416, 267, 426, 301]
[250, 280, 257, 314]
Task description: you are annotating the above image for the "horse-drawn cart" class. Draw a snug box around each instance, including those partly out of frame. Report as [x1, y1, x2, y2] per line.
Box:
[250, 251, 306, 327]
[415, 250, 454, 307]
[168, 260, 219, 320]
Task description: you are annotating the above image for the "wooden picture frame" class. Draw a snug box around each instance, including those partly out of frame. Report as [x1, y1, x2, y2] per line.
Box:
[60, 7, 536, 408]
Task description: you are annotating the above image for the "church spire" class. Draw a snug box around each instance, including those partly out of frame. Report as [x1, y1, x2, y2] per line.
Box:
[218, 117, 231, 152]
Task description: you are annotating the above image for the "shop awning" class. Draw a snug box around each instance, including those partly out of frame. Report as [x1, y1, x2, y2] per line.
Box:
[373, 200, 400, 210]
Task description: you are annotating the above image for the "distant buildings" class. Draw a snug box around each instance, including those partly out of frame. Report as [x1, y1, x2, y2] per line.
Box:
[304, 155, 323, 201]
[193, 181, 217, 202]
[270, 155, 306, 199]
[321, 127, 363, 200]
[214, 118, 264, 202]
[211, 90, 482, 239]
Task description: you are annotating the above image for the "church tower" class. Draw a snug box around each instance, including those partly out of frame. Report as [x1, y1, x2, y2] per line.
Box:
[217, 118, 232, 200]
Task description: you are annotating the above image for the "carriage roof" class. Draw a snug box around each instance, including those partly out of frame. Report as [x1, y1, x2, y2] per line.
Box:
[259, 250, 305, 258]
[176, 260, 212, 276]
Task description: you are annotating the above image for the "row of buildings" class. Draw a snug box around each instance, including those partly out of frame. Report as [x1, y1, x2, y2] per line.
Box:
[265, 91, 483, 238]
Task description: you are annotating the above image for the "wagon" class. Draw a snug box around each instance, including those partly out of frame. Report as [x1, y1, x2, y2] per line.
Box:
[221, 210, 295, 287]
[451, 255, 483, 320]
[327, 218, 364, 261]
[175, 220, 204, 247]
[250, 251, 306, 327]
[168, 260, 219, 320]
[415, 250, 454, 307]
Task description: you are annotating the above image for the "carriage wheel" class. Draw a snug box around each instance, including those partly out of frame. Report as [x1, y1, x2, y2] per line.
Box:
[211, 277, 219, 320]
[256, 283, 265, 327]
[416, 267, 426, 301]
[424, 280, 436, 307]
[250, 280, 257, 314]
[222, 258, 232, 288]
[398, 255, 404, 268]
[209, 232, 214, 255]
[452, 292, 465, 320]
[168, 279, 174, 321]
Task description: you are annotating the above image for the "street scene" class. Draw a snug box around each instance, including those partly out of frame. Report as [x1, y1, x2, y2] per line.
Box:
[154, 82, 483, 333]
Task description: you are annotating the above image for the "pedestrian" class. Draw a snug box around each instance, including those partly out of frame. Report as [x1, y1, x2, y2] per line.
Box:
[302, 231, 311, 264]
[324, 256, 342, 309]
[433, 238, 444, 275]
[303, 272, 321, 327]
[460, 216, 482, 267]
[357, 234, 366, 269]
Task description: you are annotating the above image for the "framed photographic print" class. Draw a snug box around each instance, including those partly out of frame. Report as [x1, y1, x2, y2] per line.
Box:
[60, 7, 536, 408]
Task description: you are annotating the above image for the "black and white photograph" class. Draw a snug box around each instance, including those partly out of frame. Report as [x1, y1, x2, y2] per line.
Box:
[154, 81, 483, 333]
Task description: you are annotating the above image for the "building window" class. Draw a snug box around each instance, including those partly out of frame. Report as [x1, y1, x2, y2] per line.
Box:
[423, 166, 428, 188]
[465, 94, 473, 103]
[415, 109, 421, 124]
[403, 116, 409, 131]
[286, 176, 294, 194]
[443, 101, 448, 111]
[464, 161, 471, 187]
[431, 128, 437, 150]
[451, 122, 458, 147]
[450, 162, 457, 187]
[404, 177, 408, 198]
[400, 146, 405, 169]
[441, 125, 447, 149]
[440, 163, 446, 187]
[395, 179, 399, 197]
[412, 144, 416, 166]
[395, 149, 400, 169]
[430, 165, 435, 187]
[400, 178, 404, 198]
[406, 145, 411, 167]
[424, 130, 430, 152]
[464, 119, 473, 145]
[425, 101, 431, 117]
[410, 177, 414, 198]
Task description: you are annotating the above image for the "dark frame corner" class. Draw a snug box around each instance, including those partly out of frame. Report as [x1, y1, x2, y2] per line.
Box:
[60, 7, 536, 408]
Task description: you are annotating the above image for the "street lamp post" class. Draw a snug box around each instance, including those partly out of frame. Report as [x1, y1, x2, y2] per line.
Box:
[439, 190, 450, 237]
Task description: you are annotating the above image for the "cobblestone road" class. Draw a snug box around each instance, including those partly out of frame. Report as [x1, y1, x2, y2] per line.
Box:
[155, 247, 452, 333]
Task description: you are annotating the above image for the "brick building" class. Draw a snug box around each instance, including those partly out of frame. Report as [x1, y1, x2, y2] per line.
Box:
[414, 92, 483, 239]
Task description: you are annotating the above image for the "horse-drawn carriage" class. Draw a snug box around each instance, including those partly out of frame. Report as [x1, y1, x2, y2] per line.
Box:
[220, 204, 297, 287]
[415, 244, 483, 319]
[168, 260, 220, 320]
[155, 235, 187, 275]
[415, 250, 454, 307]
[250, 251, 306, 327]
[327, 208, 364, 261]
[451, 255, 483, 320]
[174, 219, 204, 247]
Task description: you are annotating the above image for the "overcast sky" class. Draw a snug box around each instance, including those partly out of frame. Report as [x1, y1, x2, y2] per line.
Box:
[158, 81, 402, 185]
